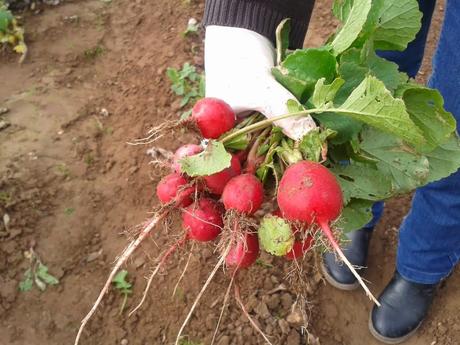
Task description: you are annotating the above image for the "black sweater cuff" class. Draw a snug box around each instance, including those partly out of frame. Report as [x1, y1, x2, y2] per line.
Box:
[203, 0, 315, 49]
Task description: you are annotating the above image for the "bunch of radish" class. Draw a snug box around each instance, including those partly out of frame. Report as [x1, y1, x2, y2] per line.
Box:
[74, 0, 460, 341]
[75, 97, 378, 345]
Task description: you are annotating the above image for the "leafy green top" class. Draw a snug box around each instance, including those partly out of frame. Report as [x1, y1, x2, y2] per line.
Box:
[174, 0, 460, 234]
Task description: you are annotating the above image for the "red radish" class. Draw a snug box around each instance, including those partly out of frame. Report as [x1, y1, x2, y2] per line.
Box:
[222, 174, 264, 215]
[173, 144, 202, 173]
[204, 155, 241, 195]
[182, 198, 223, 242]
[156, 173, 194, 207]
[225, 233, 259, 269]
[192, 98, 236, 139]
[285, 236, 313, 260]
[278, 161, 342, 224]
[277, 161, 379, 305]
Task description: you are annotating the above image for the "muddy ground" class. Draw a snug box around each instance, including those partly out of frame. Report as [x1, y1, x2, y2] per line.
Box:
[1, 0, 459, 345]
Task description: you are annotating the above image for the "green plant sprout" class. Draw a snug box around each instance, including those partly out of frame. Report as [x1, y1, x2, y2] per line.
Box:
[112, 269, 133, 314]
[19, 248, 59, 292]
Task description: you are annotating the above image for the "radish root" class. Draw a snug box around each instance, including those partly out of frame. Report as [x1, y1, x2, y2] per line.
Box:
[320, 221, 380, 306]
[211, 269, 237, 345]
[129, 234, 188, 317]
[173, 242, 195, 297]
[175, 245, 231, 345]
[74, 210, 169, 345]
[234, 281, 274, 345]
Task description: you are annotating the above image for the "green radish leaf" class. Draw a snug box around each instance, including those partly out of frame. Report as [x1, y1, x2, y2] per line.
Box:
[368, 53, 408, 92]
[272, 48, 337, 102]
[372, 0, 422, 51]
[336, 48, 405, 104]
[286, 99, 304, 113]
[360, 128, 430, 193]
[335, 76, 425, 147]
[313, 112, 363, 145]
[180, 140, 232, 177]
[424, 134, 460, 184]
[299, 128, 336, 162]
[332, 0, 354, 22]
[276, 139, 303, 165]
[402, 87, 456, 151]
[258, 215, 294, 256]
[346, 140, 379, 164]
[276, 18, 291, 65]
[36, 263, 59, 286]
[330, 0, 372, 54]
[311, 78, 345, 108]
[223, 132, 250, 151]
[256, 135, 282, 184]
[331, 164, 394, 203]
[257, 143, 270, 156]
[337, 199, 373, 233]
[394, 81, 423, 98]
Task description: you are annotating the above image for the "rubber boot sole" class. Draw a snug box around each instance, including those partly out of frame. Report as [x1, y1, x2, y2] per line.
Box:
[368, 311, 422, 344]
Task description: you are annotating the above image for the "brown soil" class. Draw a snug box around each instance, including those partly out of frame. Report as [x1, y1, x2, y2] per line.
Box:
[1, 1, 458, 345]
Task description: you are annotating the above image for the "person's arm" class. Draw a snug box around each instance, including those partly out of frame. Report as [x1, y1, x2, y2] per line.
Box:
[203, 0, 315, 49]
[203, 1, 317, 140]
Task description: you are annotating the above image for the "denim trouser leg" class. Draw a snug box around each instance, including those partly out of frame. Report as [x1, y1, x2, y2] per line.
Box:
[397, 0, 460, 284]
[365, 0, 437, 229]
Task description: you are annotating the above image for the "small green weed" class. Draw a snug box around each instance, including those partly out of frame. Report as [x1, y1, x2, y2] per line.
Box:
[0, 1, 27, 62]
[255, 258, 274, 268]
[93, 116, 112, 136]
[19, 248, 59, 292]
[0, 191, 11, 204]
[178, 338, 204, 345]
[84, 153, 94, 166]
[166, 62, 204, 119]
[64, 207, 75, 215]
[55, 163, 71, 178]
[182, 18, 199, 37]
[112, 270, 133, 314]
[84, 45, 104, 59]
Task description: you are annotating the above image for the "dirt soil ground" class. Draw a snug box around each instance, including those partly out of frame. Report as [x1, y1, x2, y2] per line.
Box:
[1, 1, 459, 345]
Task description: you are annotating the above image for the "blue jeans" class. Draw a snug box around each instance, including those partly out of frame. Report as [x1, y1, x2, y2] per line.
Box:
[367, 0, 460, 284]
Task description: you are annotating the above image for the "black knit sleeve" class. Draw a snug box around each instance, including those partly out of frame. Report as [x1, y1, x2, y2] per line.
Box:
[202, 0, 316, 49]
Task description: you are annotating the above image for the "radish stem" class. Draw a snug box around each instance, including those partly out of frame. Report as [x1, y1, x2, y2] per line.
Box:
[220, 107, 385, 144]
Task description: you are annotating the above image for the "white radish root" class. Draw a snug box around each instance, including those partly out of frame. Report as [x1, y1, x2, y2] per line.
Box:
[210, 269, 237, 345]
[129, 234, 187, 317]
[234, 282, 274, 345]
[74, 210, 169, 345]
[173, 243, 194, 297]
[174, 245, 231, 345]
[320, 220, 380, 306]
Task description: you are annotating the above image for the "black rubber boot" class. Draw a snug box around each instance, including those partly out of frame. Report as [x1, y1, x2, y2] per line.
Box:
[369, 271, 437, 344]
[321, 227, 373, 290]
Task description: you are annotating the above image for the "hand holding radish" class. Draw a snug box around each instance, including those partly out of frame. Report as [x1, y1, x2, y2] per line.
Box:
[204, 26, 317, 140]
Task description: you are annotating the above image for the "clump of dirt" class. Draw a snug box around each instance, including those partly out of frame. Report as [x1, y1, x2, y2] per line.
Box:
[1, 1, 459, 345]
